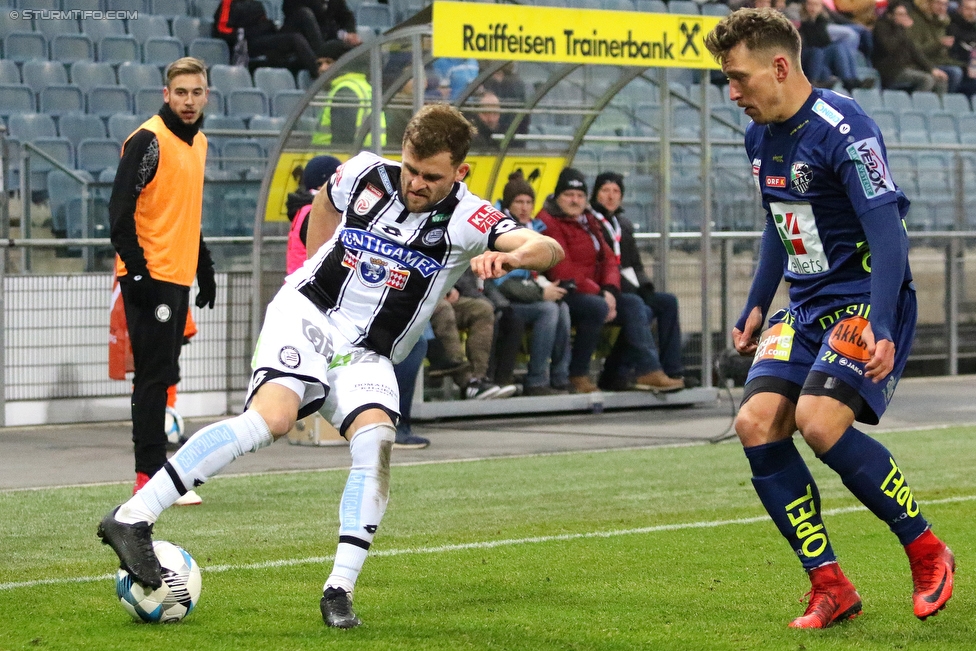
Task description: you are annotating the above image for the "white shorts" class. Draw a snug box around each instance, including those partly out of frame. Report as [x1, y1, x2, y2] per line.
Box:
[246, 285, 400, 435]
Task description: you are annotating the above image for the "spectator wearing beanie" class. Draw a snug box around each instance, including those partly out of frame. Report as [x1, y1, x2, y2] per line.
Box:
[537, 168, 684, 394]
[591, 172, 686, 390]
[492, 172, 572, 395]
[286, 155, 342, 275]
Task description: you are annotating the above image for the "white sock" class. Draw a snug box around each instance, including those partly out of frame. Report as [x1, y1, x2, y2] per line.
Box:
[116, 411, 273, 525]
[325, 422, 395, 594]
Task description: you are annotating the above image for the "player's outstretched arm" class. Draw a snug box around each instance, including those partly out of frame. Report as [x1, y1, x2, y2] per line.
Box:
[471, 229, 564, 280]
[306, 188, 344, 258]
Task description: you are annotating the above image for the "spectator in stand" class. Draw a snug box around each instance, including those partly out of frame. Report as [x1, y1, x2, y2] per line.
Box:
[873, 3, 950, 94]
[285, 155, 342, 275]
[280, 0, 361, 60]
[536, 168, 684, 394]
[948, 0, 976, 95]
[799, 0, 875, 90]
[493, 172, 572, 396]
[483, 61, 529, 148]
[455, 268, 522, 397]
[469, 90, 503, 150]
[213, 0, 325, 80]
[590, 172, 686, 390]
[907, 0, 964, 92]
[433, 58, 479, 100]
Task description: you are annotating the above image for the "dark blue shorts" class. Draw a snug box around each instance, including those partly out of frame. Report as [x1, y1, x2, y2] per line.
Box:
[745, 288, 917, 425]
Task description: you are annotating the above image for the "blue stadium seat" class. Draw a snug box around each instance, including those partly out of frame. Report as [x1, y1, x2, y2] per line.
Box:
[253, 67, 295, 96]
[171, 16, 205, 47]
[28, 137, 74, 192]
[81, 17, 125, 42]
[204, 87, 223, 114]
[882, 89, 913, 112]
[65, 195, 110, 239]
[710, 105, 740, 139]
[886, 151, 917, 195]
[899, 110, 929, 144]
[203, 114, 245, 149]
[39, 84, 84, 117]
[26, 0, 61, 9]
[225, 88, 268, 118]
[62, 0, 103, 10]
[916, 152, 952, 196]
[108, 113, 146, 143]
[48, 168, 83, 237]
[70, 60, 116, 94]
[150, 0, 190, 19]
[0, 10, 23, 39]
[271, 88, 304, 117]
[76, 137, 121, 174]
[600, 147, 638, 174]
[850, 87, 882, 113]
[296, 68, 311, 89]
[0, 83, 36, 118]
[668, 0, 699, 14]
[21, 60, 69, 95]
[943, 93, 972, 114]
[58, 112, 107, 150]
[5, 32, 48, 63]
[671, 105, 700, 138]
[117, 61, 162, 94]
[193, 0, 221, 20]
[209, 63, 253, 91]
[356, 2, 393, 33]
[871, 107, 899, 141]
[143, 36, 184, 66]
[35, 13, 79, 38]
[97, 35, 139, 64]
[701, 2, 730, 16]
[929, 111, 959, 144]
[87, 85, 132, 117]
[134, 86, 163, 115]
[913, 91, 942, 113]
[49, 33, 95, 62]
[220, 138, 265, 176]
[248, 114, 283, 152]
[127, 15, 170, 45]
[8, 113, 57, 141]
[0, 59, 19, 84]
[188, 37, 229, 67]
[603, 0, 636, 9]
[106, 0, 148, 12]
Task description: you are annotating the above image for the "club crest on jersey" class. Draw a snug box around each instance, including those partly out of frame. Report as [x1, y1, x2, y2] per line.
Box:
[354, 184, 384, 215]
[340, 228, 443, 277]
[468, 205, 504, 233]
[422, 228, 445, 245]
[846, 137, 894, 199]
[790, 162, 812, 194]
[342, 250, 410, 290]
[278, 345, 301, 369]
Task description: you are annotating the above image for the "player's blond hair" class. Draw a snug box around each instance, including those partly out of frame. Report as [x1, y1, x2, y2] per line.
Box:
[704, 8, 801, 66]
[402, 103, 477, 166]
[165, 57, 208, 88]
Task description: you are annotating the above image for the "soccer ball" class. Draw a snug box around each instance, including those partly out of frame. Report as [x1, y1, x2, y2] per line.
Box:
[115, 541, 201, 623]
[164, 406, 186, 446]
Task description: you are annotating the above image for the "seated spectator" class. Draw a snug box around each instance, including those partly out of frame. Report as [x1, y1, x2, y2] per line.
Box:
[536, 168, 684, 394]
[800, 0, 875, 90]
[590, 172, 686, 390]
[948, 0, 976, 95]
[873, 3, 950, 94]
[280, 0, 361, 60]
[455, 268, 522, 398]
[285, 155, 342, 275]
[428, 282, 515, 400]
[483, 61, 529, 148]
[493, 172, 572, 396]
[432, 58, 479, 100]
[213, 0, 324, 80]
[469, 90, 503, 150]
[907, 0, 964, 92]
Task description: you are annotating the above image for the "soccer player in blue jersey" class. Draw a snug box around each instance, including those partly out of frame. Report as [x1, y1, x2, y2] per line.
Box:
[705, 9, 955, 629]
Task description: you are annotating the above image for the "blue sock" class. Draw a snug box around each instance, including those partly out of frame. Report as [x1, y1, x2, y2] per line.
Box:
[745, 439, 837, 571]
[819, 427, 929, 546]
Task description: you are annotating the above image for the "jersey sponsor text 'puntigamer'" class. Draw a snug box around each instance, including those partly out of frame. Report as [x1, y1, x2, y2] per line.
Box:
[462, 24, 677, 60]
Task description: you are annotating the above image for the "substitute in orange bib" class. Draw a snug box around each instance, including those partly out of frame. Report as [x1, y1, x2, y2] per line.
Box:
[108, 57, 216, 507]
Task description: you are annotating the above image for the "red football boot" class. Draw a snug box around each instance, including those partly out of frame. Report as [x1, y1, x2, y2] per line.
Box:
[132, 472, 150, 495]
[906, 529, 956, 620]
[789, 562, 863, 629]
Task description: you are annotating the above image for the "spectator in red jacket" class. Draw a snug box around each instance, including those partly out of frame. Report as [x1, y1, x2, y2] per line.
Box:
[536, 168, 684, 394]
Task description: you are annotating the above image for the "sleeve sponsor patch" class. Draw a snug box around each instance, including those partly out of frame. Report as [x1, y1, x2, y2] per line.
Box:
[467, 204, 505, 233]
[846, 137, 894, 199]
[812, 99, 844, 127]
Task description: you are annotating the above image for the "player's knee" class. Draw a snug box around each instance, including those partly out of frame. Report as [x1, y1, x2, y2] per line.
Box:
[734, 400, 789, 447]
[349, 422, 396, 476]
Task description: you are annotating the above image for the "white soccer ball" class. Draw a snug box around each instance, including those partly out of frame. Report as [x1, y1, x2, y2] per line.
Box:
[115, 541, 201, 623]
[164, 406, 185, 446]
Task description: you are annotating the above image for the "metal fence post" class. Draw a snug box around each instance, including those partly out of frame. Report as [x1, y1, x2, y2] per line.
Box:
[946, 239, 960, 376]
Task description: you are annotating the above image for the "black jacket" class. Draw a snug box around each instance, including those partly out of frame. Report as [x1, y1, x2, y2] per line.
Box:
[592, 201, 654, 295]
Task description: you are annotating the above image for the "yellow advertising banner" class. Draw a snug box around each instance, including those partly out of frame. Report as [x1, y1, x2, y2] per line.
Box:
[432, 0, 721, 69]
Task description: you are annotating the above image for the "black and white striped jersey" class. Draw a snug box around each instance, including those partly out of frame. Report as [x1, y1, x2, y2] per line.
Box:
[286, 151, 521, 364]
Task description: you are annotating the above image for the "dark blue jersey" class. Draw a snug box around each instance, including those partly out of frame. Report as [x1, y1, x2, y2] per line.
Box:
[745, 89, 913, 309]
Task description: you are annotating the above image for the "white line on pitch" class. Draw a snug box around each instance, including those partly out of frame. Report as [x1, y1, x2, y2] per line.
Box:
[2, 494, 973, 593]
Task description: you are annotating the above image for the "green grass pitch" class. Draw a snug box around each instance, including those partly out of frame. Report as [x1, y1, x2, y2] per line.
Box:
[1, 425, 973, 650]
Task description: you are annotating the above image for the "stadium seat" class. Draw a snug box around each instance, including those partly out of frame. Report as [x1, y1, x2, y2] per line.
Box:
[603, 0, 636, 9]
[898, 110, 929, 144]
[127, 15, 170, 45]
[0, 84, 36, 118]
[48, 168, 82, 237]
[81, 17, 126, 43]
[62, 0, 103, 10]
[270, 88, 304, 117]
[882, 89, 913, 112]
[35, 13, 79, 38]
[118, 62, 163, 95]
[850, 87, 882, 113]
[5, 32, 48, 63]
[203, 114, 246, 149]
[39, 84, 85, 117]
[209, 63, 253, 92]
[21, 60, 69, 96]
[356, 2, 393, 33]
[886, 151, 917, 195]
[958, 113, 976, 143]
[108, 113, 146, 143]
[28, 137, 74, 192]
[225, 88, 268, 118]
[220, 138, 265, 176]
[0, 10, 22, 40]
[188, 38, 230, 67]
[87, 85, 132, 117]
[672, 105, 700, 138]
[667, 0, 699, 14]
[600, 147, 639, 174]
[134, 86, 166, 115]
[701, 2, 730, 16]
[193, 0, 221, 20]
[49, 34, 95, 63]
[8, 113, 58, 141]
[710, 105, 740, 139]
[0, 60, 19, 85]
[913, 91, 942, 113]
[58, 113, 107, 150]
[76, 138, 122, 174]
[248, 114, 284, 153]
[151, 0, 190, 19]
[296, 68, 312, 90]
[27, 0, 63, 9]
[871, 108, 899, 141]
[929, 111, 959, 144]
[70, 60, 117, 94]
[916, 152, 952, 197]
[65, 195, 111, 239]
[97, 35, 139, 65]
[172, 16, 206, 48]
[253, 67, 295, 97]
[143, 37, 185, 66]
[943, 92, 971, 114]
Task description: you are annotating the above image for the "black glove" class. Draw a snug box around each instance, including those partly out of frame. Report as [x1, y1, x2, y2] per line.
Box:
[196, 263, 216, 309]
[125, 265, 162, 309]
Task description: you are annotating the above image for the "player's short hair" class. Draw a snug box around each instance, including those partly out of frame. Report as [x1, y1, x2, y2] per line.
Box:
[704, 8, 801, 66]
[165, 57, 208, 87]
[402, 103, 477, 166]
